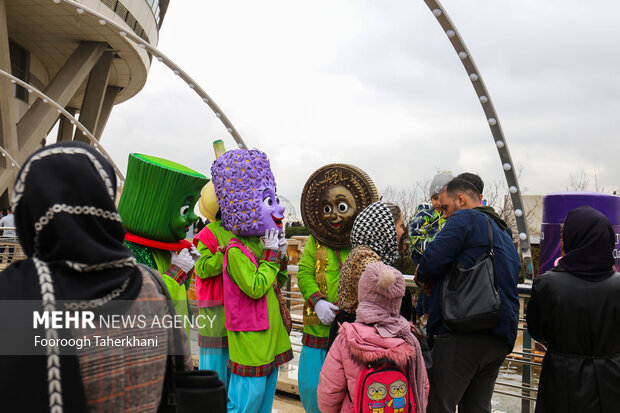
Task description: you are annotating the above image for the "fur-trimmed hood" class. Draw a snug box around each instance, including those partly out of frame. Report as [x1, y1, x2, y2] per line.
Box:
[340, 322, 415, 370]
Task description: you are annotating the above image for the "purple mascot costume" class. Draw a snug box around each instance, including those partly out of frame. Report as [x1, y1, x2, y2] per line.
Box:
[211, 149, 292, 413]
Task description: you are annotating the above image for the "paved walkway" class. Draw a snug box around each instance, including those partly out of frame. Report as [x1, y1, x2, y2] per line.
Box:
[273, 391, 304, 413]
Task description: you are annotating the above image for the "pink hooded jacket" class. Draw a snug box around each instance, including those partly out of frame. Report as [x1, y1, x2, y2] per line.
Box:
[318, 322, 429, 413]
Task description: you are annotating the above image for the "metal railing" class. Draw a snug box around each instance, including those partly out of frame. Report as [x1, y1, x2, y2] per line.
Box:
[0, 229, 26, 268]
[0, 239, 541, 411]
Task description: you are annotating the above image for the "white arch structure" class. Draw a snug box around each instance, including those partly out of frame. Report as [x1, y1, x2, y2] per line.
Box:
[54, 0, 248, 150]
[2, 0, 533, 278]
[423, 0, 534, 279]
[0, 69, 124, 182]
[2, 0, 249, 185]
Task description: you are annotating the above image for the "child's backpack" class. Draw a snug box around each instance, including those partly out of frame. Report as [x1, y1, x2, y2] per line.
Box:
[350, 358, 414, 413]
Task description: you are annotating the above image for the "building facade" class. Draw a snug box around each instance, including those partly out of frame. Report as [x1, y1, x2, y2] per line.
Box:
[0, 0, 169, 206]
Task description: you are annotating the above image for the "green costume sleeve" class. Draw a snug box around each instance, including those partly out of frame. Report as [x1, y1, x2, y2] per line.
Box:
[194, 240, 224, 279]
[297, 236, 320, 301]
[151, 247, 171, 273]
[151, 248, 191, 340]
[277, 265, 289, 288]
[226, 247, 280, 299]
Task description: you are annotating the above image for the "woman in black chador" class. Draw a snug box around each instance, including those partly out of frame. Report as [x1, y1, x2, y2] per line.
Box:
[527, 205, 620, 412]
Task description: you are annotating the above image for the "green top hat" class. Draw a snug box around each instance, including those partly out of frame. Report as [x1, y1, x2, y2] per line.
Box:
[118, 153, 209, 242]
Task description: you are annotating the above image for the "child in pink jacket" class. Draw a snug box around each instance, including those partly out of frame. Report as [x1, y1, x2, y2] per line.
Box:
[318, 261, 429, 413]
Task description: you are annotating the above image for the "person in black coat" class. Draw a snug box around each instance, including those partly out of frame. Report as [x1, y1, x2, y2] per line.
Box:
[526, 205, 620, 413]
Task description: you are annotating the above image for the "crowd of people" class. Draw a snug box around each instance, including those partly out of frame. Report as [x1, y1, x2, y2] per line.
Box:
[0, 141, 618, 413]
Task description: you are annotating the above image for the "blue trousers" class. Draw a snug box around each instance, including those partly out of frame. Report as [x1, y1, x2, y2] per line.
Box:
[227, 368, 279, 413]
[199, 346, 231, 389]
[299, 346, 327, 413]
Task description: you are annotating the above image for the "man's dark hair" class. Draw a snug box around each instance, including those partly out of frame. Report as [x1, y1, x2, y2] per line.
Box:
[445, 178, 481, 201]
[456, 172, 484, 195]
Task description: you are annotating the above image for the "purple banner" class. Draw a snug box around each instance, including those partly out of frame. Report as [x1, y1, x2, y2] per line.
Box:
[539, 223, 620, 275]
[539, 192, 620, 276]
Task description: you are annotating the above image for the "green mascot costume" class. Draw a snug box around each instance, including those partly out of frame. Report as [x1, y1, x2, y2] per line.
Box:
[297, 164, 378, 413]
[118, 153, 208, 340]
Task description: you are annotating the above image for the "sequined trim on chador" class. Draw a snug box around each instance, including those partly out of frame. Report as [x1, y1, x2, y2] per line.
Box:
[65, 256, 137, 273]
[62, 277, 131, 311]
[32, 203, 122, 258]
[33, 257, 64, 413]
[12, 146, 115, 211]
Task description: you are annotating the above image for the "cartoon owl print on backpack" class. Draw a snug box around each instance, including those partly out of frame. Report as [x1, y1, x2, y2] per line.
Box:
[387, 379, 407, 413]
[366, 382, 388, 413]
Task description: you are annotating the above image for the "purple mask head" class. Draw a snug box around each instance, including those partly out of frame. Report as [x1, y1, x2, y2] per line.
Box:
[211, 149, 285, 236]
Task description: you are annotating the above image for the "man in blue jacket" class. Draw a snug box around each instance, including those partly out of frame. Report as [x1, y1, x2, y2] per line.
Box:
[416, 177, 521, 413]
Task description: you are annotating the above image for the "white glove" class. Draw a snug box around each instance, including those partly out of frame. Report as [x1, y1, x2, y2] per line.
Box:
[188, 246, 201, 262]
[278, 234, 288, 256]
[314, 299, 339, 325]
[263, 228, 279, 251]
[170, 248, 194, 273]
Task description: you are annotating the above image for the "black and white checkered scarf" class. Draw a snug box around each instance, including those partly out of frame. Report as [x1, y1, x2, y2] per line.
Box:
[350, 201, 400, 266]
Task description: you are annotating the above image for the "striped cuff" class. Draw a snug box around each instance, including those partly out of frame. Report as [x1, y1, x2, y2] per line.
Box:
[229, 349, 294, 377]
[307, 291, 325, 309]
[261, 248, 281, 263]
[198, 335, 228, 349]
[167, 264, 190, 285]
[303, 333, 329, 349]
[279, 255, 289, 271]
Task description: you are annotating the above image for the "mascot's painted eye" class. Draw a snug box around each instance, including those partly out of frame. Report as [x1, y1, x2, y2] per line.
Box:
[337, 202, 349, 213]
[263, 196, 273, 207]
[180, 205, 190, 216]
[323, 205, 332, 214]
[276, 196, 280, 204]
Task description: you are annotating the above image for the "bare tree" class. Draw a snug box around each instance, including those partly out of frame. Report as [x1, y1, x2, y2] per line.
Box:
[567, 169, 617, 194]
[497, 194, 541, 243]
[484, 180, 513, 236]
[484, 174, 540, 243]
[278, 195, 299, 223]
[381, 178, 430, 223]
[567, 170, 590, 192]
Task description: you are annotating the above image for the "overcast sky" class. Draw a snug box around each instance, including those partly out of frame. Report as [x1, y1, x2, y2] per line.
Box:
[102, 0, 620, 220]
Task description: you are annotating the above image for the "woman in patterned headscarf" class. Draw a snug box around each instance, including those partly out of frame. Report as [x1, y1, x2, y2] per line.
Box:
[327, 200, 406, 348]
[0, 142, 191, 412]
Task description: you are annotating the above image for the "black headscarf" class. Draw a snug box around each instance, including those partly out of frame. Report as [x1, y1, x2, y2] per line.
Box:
[558, 205, 616, 281]
[0, 142, 143, 412]
[9, 141, 141, 301]
[350, 201, 400, 266]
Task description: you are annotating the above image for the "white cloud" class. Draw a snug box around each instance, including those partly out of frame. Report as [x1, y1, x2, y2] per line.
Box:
[101, 0, 620, 219]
